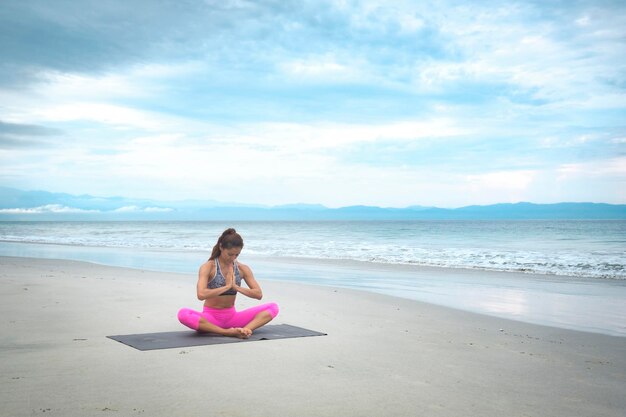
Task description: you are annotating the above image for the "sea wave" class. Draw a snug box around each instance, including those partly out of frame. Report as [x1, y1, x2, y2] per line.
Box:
[1, 235, 623, 280]
[2, 220, 625, 280]
[244, 247, 626, 280]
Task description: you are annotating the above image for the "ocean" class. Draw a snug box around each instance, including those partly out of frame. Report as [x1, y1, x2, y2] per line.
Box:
[0, 220, 624, 279]
[1, 220, 625, 335]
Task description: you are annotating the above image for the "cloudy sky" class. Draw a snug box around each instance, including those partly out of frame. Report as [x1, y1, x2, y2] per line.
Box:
[0, 0, 624, 208]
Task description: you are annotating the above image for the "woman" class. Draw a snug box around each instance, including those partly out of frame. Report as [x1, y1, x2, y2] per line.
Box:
[177, 228, 279, 339]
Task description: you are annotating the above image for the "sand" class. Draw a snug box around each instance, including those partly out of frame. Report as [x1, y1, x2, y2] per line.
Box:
[1, 256, 625, 417]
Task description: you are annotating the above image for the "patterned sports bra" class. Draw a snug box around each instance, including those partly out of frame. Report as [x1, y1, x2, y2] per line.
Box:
[208, 259, 242, 296]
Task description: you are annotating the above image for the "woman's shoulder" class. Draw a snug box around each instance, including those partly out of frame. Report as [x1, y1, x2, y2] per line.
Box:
[236, 261, 252, 274]
[199, 259, 216, 273]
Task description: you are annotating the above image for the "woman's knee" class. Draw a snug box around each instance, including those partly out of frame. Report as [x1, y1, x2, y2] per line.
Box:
[266, 302, 279, 319]
[178, 308, 201, 330]
[177, 308, 190, 322]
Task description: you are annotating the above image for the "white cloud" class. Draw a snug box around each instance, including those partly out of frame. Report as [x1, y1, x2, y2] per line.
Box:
[415, 61, 489, 90]
[246, 119, 469, 152]
[129, 61, 205, 79]
[557, 157, 626, 181]
[144, 207, 174, 213]
[66, 118, 469, 194]
[575, 15, 590, 27]
[419, 2, 626, 109]
[38, 62, 205, 100]
[113, 206, 173, 213]
[280, 56, 358, 80]
[0, 205, 99, 214]
[1, 0, 624, 206]
[464, 170, 538, 203]
[2, 61, 209, 130]
[0, 205, 174, 214]
[40, 71, 145, 100]
[35, 103, 161, 130]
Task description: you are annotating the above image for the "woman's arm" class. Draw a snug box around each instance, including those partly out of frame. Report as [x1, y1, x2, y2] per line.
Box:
[196, 261, 231, 300]
[235, 263, 263, 300]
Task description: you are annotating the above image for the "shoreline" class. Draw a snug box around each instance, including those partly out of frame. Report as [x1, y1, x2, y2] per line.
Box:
[1, 238, 624, 281]
[1, 256, 625, 417]
[1, 241, 625, 336]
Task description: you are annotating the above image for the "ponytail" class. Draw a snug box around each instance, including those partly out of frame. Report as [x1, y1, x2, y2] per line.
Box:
[210, 228, 244, 260]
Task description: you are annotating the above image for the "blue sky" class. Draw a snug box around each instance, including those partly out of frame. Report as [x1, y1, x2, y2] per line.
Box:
[0, 0, 624, 208]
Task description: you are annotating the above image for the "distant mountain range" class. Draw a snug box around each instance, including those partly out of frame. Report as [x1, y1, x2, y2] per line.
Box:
[0, 186, 624, 220]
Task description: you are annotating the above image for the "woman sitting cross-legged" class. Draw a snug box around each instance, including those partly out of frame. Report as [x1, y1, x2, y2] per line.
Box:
[177, 228, 279, 339]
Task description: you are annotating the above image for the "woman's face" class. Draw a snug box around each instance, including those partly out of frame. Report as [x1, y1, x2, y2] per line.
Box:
[220, 246, 242, 263]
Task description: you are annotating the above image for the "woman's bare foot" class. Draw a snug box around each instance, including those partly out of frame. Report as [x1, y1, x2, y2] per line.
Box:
[222, 328, 250, 339]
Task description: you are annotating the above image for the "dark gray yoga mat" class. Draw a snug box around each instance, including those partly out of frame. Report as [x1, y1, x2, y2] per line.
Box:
[107, 324, 326, 351]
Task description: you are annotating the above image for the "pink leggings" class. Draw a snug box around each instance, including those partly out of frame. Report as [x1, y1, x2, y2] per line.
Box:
[177, 303, 279, 331]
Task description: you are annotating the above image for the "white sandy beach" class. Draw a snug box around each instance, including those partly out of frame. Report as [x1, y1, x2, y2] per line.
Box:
[1, 256, 625, 417]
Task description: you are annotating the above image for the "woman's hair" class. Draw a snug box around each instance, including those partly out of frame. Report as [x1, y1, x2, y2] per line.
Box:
[210, 228, 244, 260]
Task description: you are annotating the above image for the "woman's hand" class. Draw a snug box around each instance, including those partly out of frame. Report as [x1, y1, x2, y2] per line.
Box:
[225, 268, 238, 292]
